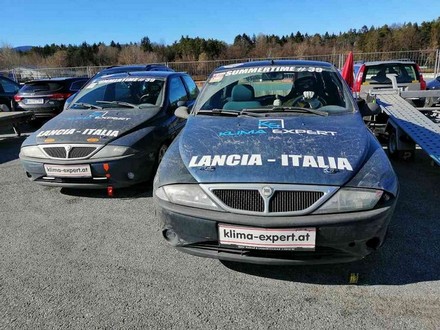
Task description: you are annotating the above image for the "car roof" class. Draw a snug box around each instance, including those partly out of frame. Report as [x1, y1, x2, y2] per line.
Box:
[23, 77, 89, 83]
[216, 60, 335, 71]
[355, 60, 417, 66]
[96, 71, 181, 80]
[0, 76, 20, 85]
[100, 64, 174, 74]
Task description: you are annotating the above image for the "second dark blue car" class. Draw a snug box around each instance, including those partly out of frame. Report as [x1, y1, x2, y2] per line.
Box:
[19, 70, 199, 189]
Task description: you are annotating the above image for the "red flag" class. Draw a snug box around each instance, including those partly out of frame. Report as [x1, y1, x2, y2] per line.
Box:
[341, 51, 354, 89]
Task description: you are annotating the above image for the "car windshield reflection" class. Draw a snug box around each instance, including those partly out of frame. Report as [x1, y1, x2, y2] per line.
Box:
[194, 66, 354, 115]
[71, 78, 165, 110]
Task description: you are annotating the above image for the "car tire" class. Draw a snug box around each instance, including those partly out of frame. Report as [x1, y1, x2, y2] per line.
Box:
[157, 143, 169, 165]
[424, 97, 434, 108]
[150, 143, 169, 181]
[387, 130, 415, 161]
[387, 131, 399, 160]
[0, 103, 10, 112]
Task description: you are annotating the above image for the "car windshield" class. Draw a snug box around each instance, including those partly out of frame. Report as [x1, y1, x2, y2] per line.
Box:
[70, 77, 165, 110]
[20, 81, 64, 93]
[363, 63, 418, 84]
[193, 64, 354, 115]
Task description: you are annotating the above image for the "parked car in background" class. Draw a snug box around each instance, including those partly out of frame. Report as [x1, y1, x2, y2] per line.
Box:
[14, 77, 89, 119]
[154, 60, 398, 265]
[63, 64, 174, 110]
[20, 70, 199, 190]
[353, 60, 426, 106]
[425, 75, 440, 107]
[0, 76, 20, 112]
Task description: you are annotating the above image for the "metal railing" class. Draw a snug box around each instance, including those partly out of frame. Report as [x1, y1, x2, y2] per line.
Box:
[1, 49, 439, 83]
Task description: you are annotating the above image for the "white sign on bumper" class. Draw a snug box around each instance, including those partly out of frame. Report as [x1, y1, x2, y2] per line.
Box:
[44, 164, 92, 178]
[218, 224, 316, 250]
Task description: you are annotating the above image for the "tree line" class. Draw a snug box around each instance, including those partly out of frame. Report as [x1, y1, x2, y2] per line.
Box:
[1, 18, 440, 69]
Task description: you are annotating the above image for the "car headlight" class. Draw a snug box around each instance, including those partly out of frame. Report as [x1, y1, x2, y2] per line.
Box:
[313, 188, 383, 214]
[155, 184, 221, 211]
[90, 146, 135, 159]
[20, 146, 47, 158]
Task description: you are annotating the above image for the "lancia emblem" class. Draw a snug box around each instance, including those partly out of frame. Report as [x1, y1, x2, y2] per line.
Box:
[65, 145, 72, 158]
[261, 186, 273, 197]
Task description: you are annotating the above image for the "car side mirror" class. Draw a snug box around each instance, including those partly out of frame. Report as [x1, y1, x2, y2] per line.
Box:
[175, 106, 189, 119]
[359, 101, 381, 117]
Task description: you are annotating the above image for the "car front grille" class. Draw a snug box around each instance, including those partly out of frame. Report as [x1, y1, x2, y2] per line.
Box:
[212, 189, 264, 212]
[43, 146, 66, 158]
[42, 145, 100, 159]
[69, 147, 97, 158]
[269, 190, 324, 212]
[206, 184, 335, 215]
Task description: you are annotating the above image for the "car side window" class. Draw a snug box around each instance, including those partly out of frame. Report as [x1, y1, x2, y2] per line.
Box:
[168, 77, 188, 107]
[182, 75, 199, 100]
[70, 80, 87, 92]
[1, 79, 19, 93]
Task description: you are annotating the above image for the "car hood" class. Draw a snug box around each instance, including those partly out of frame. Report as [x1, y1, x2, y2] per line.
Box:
[27, 108, 161, 145]
[178, 114, 374, 186]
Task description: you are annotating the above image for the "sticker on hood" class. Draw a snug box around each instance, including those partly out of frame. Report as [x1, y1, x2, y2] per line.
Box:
[189, 154, 352, 171]
[37, 128, 119, 137]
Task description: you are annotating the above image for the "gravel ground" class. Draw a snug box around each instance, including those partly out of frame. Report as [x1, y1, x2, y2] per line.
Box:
[0, 125, 439, 329]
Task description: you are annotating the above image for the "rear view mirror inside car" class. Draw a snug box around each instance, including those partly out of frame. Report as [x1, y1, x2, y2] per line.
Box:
[261, 72, 284, 81]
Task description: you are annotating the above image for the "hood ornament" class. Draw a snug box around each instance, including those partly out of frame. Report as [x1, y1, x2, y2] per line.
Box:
[261, 186, 274, 198]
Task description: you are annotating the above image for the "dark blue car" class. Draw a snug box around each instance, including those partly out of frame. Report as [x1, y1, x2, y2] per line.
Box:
[153, 60, 399, 265]
[20, 71, 198, 189]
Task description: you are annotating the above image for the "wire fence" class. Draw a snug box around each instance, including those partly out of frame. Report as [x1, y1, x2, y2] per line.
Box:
[1, 49, 439, 84]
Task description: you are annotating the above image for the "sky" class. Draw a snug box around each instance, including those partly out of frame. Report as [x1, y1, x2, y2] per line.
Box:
[1, 0, 439, 47]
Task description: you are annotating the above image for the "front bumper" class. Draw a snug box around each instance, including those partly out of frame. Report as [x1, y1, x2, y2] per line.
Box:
[20, 153, 155, 189]
[155, 198, 397, 265]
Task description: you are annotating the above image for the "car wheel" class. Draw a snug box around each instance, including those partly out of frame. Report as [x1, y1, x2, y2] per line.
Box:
[387, 131, 398, 159]
[424, 97, 434, 107]
[387, 130, 414, 161]
[0, 103, 10, 112]
[157, 143, 169, 165]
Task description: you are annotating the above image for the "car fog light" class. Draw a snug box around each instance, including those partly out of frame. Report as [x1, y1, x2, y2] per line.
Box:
[127, 172, 135, 180]
[163, 229, 178, 244]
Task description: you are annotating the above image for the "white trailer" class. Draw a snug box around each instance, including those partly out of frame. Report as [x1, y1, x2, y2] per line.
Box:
[368, 75, 440, 165]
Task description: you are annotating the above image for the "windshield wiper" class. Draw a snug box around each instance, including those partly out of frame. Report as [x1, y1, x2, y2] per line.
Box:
[197, 109, 240, 116]
[241, 107, 328, 117]
[96, 101, 138, 108]
[72, 102, 103, 109]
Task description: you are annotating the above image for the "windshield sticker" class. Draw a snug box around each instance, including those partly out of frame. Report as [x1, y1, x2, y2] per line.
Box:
[98, 77, 156, 84]
[189, 154, 352, 171]
[37, 128, 119, 138]
[85, 77, 156, 88]
[223, 66, 324, 77]
[208, 72, 226, 83]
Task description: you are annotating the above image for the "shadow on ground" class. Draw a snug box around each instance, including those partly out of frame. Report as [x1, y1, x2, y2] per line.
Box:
[60, 182, 153, 199]
[0, 136, 26, 164]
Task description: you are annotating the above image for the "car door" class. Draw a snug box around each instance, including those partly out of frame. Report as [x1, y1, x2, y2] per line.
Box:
[0, 77, 20, 111]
